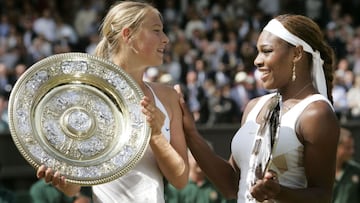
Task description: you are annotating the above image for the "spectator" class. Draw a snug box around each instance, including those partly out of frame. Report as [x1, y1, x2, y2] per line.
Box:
[54, 15, 78, 47]
[162, 0, 181, 27]
[20, 15, 38, 52]
[325, 21, 347, 61]
[332, 74, 349, 120]
[206, 83, 240, 125]
[214, 63, 231, 88]
[221, 40, 241, 76]
[9, 63, 26, 87]
[236, 14, 250, 41]
[0, 90, 9, 135]
[85, 32, 100, 55]
[160, 53, 182, 84]
[73, 1, 97, 38]
[352, 45, 360, 76]
[0, 24, 22, 70]
[183, 70, 209, 124]
[335, 58, 353, 90]
[0, 63, 11, 94]
[30, 179, 92, 203]
[27, 35, 52, 62]
[204, 30, 225, 73]
[184, 8, 206, 40]
[347, 74, 360, 119]
[33, 8, 56, 43]
[257, 0, 280, 18]
[332, 128, 360, 203]
[194, 58, 211, 88]
[0, 14, 10, 39]
[230, 71, 251, 116]
[305, 0, 325, 25]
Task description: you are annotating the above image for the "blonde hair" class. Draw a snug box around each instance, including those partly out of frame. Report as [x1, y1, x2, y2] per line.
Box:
[94, 1, 160, 60]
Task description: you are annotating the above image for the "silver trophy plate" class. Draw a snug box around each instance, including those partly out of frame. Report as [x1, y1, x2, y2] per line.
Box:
[8, 52, 151, 185]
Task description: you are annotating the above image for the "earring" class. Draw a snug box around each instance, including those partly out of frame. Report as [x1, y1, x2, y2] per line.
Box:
[292, 63, 296, 82]
[131, 46, 139, 54]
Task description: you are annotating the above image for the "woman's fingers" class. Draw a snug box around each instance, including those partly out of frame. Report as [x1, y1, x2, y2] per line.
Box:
[52, 171, 61, 186]
[140, 96, 164, 135]
[44, 167, 54, 183]
[36, 165, 47, 178]
[250, 171, 281, 201]
[264, 170, 278, 181]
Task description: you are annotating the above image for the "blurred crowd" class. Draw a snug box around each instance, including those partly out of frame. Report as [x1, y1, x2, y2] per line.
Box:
[0, 0, 360, 135]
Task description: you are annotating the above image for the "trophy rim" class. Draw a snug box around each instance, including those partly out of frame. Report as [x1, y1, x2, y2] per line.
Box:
[8, 52, 151, 185]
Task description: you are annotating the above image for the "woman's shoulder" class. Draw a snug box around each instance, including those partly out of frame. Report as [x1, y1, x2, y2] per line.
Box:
[147, 82, 178, 97]
[300, 95, 335, 116]
[297, 95, 339, 140]
[244, 93, 276, 111]
[241, 94, 273, 124]
[146, 82, 180, 109]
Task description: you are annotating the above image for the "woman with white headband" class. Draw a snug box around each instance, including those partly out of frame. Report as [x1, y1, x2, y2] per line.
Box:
[176, 14, 340, 202]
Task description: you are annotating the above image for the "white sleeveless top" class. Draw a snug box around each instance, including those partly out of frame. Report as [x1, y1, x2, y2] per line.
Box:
[231, 93, 332, 203]
[92, 84, 171, 203]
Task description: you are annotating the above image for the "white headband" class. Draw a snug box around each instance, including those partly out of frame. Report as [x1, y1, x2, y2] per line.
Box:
[263, 19, 328, 98]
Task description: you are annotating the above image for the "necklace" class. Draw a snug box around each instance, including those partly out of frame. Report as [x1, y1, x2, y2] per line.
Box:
[291, 83, 312, 99]
[282, 83, 312, 110]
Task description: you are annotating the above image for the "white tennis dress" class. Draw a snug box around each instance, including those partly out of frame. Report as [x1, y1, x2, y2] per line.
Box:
[92, 84, 171, 203]
[231, 93, 332, 203]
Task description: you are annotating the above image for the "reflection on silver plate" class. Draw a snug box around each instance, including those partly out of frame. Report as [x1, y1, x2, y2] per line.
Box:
[8, 52, 151, 185]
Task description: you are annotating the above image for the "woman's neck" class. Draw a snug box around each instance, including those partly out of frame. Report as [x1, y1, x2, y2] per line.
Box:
[112, 58, 147, 90]
[279, 82, 315, 101]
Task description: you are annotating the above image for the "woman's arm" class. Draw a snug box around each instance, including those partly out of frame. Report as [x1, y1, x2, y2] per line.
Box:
[251, 100, 340, 203]
[186, 128, 240, 198]
[141, 85, 189, 189]
[174, 85, 241, 198]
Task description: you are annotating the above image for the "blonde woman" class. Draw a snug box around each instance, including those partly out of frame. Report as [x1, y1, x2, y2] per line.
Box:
[36, 2, 189, 202]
